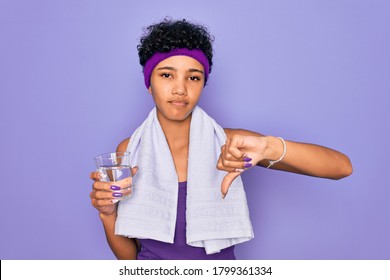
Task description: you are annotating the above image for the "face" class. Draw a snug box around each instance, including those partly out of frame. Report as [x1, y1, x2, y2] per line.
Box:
[148, 55, 205, 124]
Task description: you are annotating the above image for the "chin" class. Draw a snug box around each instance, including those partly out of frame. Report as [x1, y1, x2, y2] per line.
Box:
[157, 106, 194, 123]
[171, 113, 191, 122]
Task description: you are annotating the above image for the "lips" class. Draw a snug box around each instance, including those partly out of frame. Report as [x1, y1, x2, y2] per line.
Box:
[169, 100, 188, 106]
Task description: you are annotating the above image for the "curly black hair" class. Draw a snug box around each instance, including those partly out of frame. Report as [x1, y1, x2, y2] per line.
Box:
[137, 18, 214, 73]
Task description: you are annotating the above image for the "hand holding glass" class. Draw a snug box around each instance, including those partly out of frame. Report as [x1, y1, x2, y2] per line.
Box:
[94, 152, 133, 200]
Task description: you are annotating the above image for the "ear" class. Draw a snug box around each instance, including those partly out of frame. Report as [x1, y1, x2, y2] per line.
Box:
[148, 86, 152, 94]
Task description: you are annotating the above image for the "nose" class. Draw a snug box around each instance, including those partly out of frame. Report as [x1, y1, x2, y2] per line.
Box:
[172, 78, 187, 96]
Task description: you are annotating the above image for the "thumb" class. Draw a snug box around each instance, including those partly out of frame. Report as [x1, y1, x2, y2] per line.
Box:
[131, 166, 139, 176]
[221, 171, 241, 199]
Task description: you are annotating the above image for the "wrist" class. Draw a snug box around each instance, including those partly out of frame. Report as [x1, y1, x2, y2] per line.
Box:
[99, 209, 117, 222]
[264, 136, 282, 160]
[265, 136, 287, 168]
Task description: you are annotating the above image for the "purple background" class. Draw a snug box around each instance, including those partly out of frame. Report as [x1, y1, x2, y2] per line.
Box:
[0, 0, 389, 260]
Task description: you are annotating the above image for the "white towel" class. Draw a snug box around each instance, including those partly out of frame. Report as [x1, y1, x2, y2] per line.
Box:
[115, 106, 254, 254]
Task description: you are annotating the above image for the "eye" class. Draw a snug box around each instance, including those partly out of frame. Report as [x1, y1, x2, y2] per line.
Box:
[189, 76, 201, 81]
[161, 73, 171, 78]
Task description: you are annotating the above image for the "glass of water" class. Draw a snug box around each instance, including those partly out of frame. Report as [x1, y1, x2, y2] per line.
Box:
[94, 151, 133, 198]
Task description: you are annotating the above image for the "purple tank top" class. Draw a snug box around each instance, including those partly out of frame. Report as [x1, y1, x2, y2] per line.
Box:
[137, 181, 235, 260]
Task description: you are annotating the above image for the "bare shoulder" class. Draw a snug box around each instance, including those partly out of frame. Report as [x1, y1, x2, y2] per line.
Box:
[223, 128, 264, 138]
[116, 137, 130, 153]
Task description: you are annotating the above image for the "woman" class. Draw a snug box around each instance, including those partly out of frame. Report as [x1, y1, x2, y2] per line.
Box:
[90, 18, 352, 260]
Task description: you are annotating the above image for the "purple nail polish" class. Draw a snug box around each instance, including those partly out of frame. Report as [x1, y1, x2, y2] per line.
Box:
[243, 157, 252, 162]
[244, 163, 252, 168]
[112, 192, 123, 198]
[110, 185, 120, 191]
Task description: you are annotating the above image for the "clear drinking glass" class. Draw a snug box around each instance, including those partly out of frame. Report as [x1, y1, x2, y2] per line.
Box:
[94, 151, 133, 198]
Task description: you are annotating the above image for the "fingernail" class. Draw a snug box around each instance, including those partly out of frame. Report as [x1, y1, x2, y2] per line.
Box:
[112, 192, 123, 198]
[222, 193, 226, 199]
[235, 168, 244, 172]
[112, 199, 120, 204]
[244, 163, 252, 168]
[243, 157, 252, 162]
[110, 185, 121, 191]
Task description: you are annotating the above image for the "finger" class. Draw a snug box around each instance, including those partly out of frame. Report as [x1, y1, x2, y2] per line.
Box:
[220, 145, 240, 168]
[223, 140, 241, 160]
[217, 151, 253, 171]
[90, 171, 102, 181]
[221, 171, 241, 199]
[91, 186, 132, 199]
[92, 181, 111, 191]
[92, 177, 132, 192]
[223, 139, 230, 158]
[226, 136, 246, 159]
[218, 159, 253, 171]
[91, 197, 118, 207]
[220, 144, 226, 159]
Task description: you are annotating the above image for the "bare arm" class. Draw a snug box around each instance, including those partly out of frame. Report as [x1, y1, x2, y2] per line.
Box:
[90, 138, 139, 260]
[99, 209, 138, 260]
[224, 128, 352, 178]
[218, 129, 353, 196]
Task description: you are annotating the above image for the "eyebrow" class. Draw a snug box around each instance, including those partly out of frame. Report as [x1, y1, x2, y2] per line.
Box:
[156, 66, 204, 74]
[189, 68, 204, 74]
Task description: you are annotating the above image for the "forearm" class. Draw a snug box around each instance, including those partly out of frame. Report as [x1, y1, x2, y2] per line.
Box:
[99, 211, 138, 260]
[260, 136, 353, 179]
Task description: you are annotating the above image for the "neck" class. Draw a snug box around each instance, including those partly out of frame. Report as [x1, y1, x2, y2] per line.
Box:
[157, 113, 191, 148]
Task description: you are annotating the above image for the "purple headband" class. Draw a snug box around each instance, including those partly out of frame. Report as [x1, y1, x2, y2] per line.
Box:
[143, 48, 210, 88]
